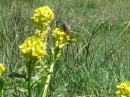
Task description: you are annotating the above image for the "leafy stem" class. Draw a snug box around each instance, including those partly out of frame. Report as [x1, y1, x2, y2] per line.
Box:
[28, 63, 32, 97]
[42, 60, 56, 97]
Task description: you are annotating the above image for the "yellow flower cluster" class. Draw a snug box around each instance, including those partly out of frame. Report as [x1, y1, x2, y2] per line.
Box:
[19, 36, 46, 62]
[116, 81, 130, 97]
[51, 28, 70, 58]
[52, 28, 70, 48]
[0, 63, 5, 74]
[31, 6, 54, 31]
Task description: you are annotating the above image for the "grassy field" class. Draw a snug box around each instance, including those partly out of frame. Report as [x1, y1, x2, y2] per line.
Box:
[1, 0, 130, 96]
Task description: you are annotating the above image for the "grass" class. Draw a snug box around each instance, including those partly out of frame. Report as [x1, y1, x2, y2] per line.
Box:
[1, 0, 130, 96]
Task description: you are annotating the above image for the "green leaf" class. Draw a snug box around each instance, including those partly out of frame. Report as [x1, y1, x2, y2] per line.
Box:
[8, 72, 26, 80]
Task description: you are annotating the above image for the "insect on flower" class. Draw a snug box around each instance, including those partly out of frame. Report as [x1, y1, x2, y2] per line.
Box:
[61, 20, 71, 34]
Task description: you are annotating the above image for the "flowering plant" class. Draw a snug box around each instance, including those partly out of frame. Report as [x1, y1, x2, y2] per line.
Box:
[18, 5, 72, 97]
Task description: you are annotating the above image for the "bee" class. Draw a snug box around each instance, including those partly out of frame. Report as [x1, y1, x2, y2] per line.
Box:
[61, 20, 71, 34]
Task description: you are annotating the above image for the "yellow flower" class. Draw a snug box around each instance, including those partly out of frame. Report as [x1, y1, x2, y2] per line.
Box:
[0, 63, 5, 73]
[52, 28, 70, 48]
[19, 36, 46, 62]
[31, 6, 54, 31]
[116, 81, 130, 97]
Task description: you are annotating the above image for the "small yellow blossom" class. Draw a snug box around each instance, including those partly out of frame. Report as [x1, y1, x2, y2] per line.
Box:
[19, 36, 46, 62]
[35, 29, 48, 42]
[51, 47, 61, 58]
[52, 28, 70, 48]
[0, 63, 5, 73]
[71, 38, 76, 42]
[124, 22, 129, 27]
[116, 81, 130, 97]
[31, 6, 54, 31]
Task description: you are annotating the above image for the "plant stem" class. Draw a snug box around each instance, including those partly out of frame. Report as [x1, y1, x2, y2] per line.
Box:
[28, 64, 32, 97]
[2, 90, 3, 97]
[42, 61, 55, 97]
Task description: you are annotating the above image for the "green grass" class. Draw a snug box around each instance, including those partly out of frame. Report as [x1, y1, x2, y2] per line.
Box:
[1, 0, 130, 96]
